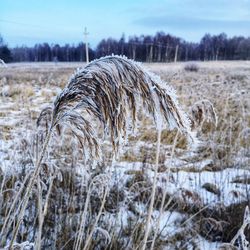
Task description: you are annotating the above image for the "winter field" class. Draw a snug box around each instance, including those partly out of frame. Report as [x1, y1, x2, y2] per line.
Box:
[0, 60, 250, 249]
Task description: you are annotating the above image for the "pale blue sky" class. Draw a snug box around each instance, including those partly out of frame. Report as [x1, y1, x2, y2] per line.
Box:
[0, 0, 250, 47]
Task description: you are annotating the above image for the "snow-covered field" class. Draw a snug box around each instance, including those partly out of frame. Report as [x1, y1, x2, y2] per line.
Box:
[0, 61, 250, 249]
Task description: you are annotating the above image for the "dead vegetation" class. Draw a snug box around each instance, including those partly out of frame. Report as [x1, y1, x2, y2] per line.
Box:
[0, 60, 250, 249]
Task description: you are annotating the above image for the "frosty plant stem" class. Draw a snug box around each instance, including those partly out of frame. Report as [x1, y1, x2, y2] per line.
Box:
[0, 171, 31, 244]
[36, 173, 55, 250]
[9, 127, 53, 249]
[83, 185, 109, 250]
[150, 131, 179, 250]
[74, 183, 92, 249]
[141, 127, 162, 250]
[230, 206, 250, 249]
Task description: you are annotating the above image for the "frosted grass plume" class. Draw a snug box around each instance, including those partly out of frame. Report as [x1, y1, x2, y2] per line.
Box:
[190, 99, 217, 130]
[39, 55, 193, 158]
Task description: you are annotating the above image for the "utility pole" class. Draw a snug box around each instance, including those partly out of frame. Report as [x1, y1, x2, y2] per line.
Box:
[174, 44, 179, 63]
[84, 27, 89, 63]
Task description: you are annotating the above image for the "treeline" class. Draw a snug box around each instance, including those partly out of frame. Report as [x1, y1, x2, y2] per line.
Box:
[1, 32, 250, 63]
[0, 36, 12, 63]
[11, 43, 95, 62]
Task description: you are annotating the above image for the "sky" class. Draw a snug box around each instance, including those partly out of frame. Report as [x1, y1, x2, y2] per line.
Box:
[0, 0, 250, 48]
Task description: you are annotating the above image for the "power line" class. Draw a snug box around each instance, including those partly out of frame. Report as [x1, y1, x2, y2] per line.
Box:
[0, 19, 52, 30]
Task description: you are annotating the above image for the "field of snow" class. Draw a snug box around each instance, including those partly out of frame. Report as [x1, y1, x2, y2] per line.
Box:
[0, 61, 250, 249]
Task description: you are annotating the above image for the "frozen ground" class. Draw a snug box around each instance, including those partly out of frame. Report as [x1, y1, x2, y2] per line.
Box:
[0, 61, 250, 249]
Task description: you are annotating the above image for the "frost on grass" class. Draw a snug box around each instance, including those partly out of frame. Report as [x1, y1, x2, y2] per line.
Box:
[39, 55, 192, 160]
[230, 206, 250, 250]
[1, 61, 250, 249]
[189, 99, 217, 130]
[0, 59, 7, 67]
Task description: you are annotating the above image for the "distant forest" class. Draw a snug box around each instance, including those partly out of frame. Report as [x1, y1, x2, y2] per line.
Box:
[1, 32, 250, 63]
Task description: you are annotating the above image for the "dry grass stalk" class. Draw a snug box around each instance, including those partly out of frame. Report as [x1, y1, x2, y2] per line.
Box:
[9, 55, 191, 247]
[9, 129, 52, 248]
[83, 183, 109, 250]
[141, 127, 162, 250]
[74, 173, 110, 249]
[189, 99, 217, 130]
[36, 173, 55, 250]
[0, 59, 7, 67]
[150, 130, 179, 250]
[0, 172, 32, 245]
[230, 206, 250, 250]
